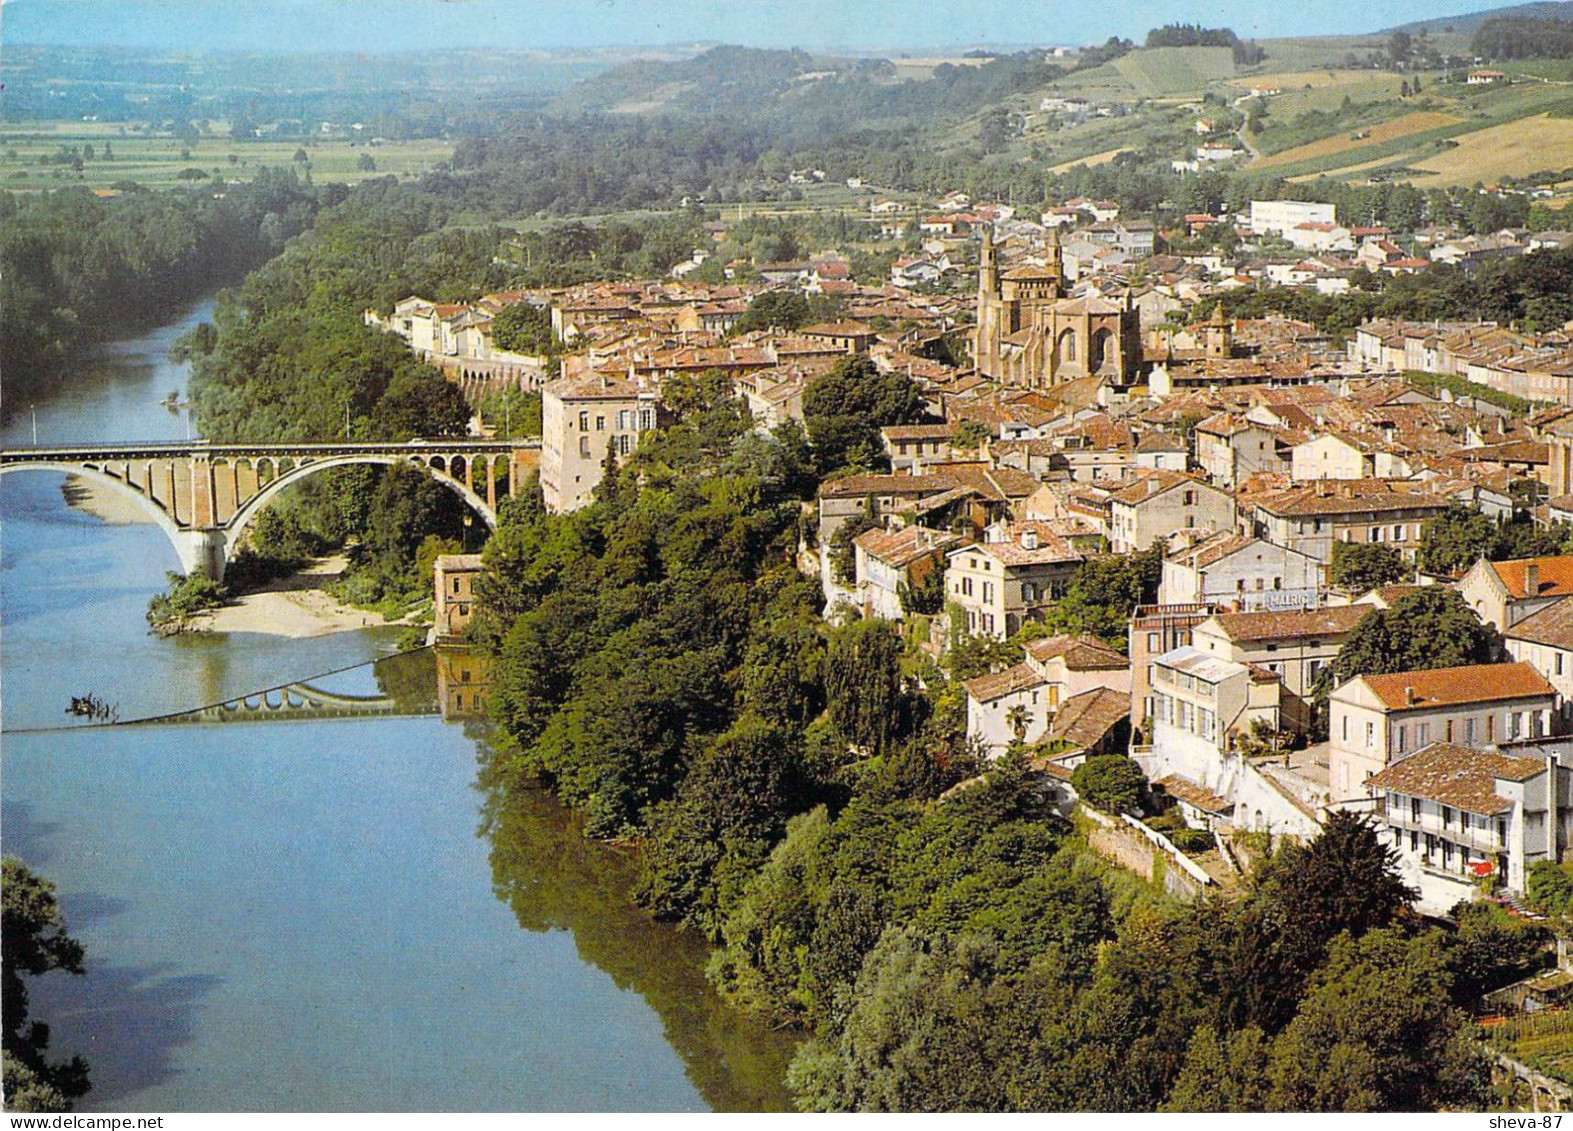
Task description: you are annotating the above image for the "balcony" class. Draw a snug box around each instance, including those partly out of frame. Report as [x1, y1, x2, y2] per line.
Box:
[1383, 809, 1506, 854]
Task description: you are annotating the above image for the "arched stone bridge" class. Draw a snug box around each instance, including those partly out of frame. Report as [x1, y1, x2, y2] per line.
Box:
[125, 678, 438, 726]
[0, 439, 539, 581]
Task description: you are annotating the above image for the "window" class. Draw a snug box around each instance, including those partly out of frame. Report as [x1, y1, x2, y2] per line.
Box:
[596, 415, 605, 432]
[982, 581, 995, 604]
[1465, 718, 1476, 744]
[1416, 722, 1429, 745]
[1342, 716, 1349, 742]
[1365, 721, 1375, 748]
[1397, 725, 1407, 752]
[578, 411, 589, 431]
[1148, 632, 1159, 651]
[1559, 652, 1565, 676]
[640, 409, 654, 430]
[1183, 490, 1195, 505]
[962, 577, 973, 597]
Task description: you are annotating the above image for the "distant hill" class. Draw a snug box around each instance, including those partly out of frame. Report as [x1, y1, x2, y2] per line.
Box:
[1386, 0, 1573, 36]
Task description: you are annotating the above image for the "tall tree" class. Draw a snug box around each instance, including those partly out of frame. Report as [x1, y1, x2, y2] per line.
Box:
[803, 356, 929, 474]
[2, 860, 90, 1112]
[1330, 588, 1496, 685]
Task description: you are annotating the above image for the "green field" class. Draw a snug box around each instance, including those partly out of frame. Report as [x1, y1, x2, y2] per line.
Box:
[0, 121, 453, 192]
[1112, 46, 1236, 97]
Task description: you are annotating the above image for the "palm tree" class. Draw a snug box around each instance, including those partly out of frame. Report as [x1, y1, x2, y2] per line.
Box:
[1006, 703, 1030, 743]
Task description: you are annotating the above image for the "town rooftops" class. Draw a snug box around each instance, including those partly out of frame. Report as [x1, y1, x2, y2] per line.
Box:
[801, 320, 876, 338]
[853, 525, 965, 570]
[1045, 687, 1130, 750]
[545, 372, 650, 401]
[1505, 598, 1573, 651]
[1354, 662, 1557, 710]
[1153, 773, 1233, 815]
[1491, 556, 1573, 600]
[1024, 633, 1129, 671]
[1110, 471, 1218, 507]
[1366, 741, 1544, 816]
[820, 473, 957, 500]
[1253, 480, 1450, 518]
[1135, 430, 1187, 453]
[963, 662, 1044, 704]
[882, 423, 957, 443]
[962, 522, 1083, 567]
[1154, 645, 1256, 684]
[1207, 605, 1370, 644]
[434, 553, 485, 573]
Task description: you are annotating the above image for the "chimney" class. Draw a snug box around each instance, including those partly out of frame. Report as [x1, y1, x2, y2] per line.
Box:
[1021, 528, 1040, 551]
[1526, 562, 1541, 596]
[1405, 685, 1416, 707]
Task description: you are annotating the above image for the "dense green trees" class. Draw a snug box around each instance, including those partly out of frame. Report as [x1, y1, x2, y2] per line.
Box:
[2, 860, 90, 1112]
[1071, 755, 1150, 814]
[1034, 546, 1163, 651]
[802, 357, 930, 474]
[1, 170, 319, 407]
[1329, 588, 1497, 685]
[1329, 542, 1406, 592]
[1419, 507, 1571, 577]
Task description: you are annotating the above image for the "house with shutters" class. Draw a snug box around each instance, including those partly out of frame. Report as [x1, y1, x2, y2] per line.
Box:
[1327, 662, 1559, 801]
[1367, 742, 1568, 915]
[1108, 472, 1236, 554]
[945, 523, 1083, 640]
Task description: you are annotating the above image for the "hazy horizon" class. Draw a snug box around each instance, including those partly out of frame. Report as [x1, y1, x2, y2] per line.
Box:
[2, 0, 1557, 54]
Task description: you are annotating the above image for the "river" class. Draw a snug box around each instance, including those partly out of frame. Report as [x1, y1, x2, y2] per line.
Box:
[0, 297, 797, 1111]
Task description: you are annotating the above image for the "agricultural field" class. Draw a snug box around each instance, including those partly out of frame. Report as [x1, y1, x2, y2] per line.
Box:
[1110, 46, 1236, 98]
[0, 120, 452, 191]
[1482, 1009, 1573, 1086]
[1407, 113, 1573, 187]
[1253, 110, 1463, 170]
[1047, 147, 1132, 174]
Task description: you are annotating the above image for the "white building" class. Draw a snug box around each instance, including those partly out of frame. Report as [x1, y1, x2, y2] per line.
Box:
[1328, 662, 1559, 801]
[1249, 200, 1336, 238]
[1368, 741, 1567, 915]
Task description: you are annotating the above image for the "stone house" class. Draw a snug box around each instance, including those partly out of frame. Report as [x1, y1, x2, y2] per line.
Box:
[852, 525, 964, 622]
[1458, 555, 1573, 634]
[1108, 472, 1236, 554]
[1158, 534, 1323, 612]
[1368, 742, 1567, 915]
[945, 523, 1083, 640]
[540, 373, 662, 513]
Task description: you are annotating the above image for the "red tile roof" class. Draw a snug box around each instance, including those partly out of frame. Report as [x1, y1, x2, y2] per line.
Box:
[1366, 741, 1544, 815]
[1491, 556, 1573, 600]
[1356, 662, 1556, 711]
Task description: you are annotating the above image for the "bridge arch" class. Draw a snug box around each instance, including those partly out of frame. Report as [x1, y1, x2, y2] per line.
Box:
[0, 462, 191, 569]
[223, 452, 498, 574]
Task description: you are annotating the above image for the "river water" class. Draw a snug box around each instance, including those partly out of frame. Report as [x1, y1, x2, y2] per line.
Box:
[0, 297, 796, 1111]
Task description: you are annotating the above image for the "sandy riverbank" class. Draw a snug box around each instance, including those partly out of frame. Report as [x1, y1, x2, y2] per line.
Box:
[62, 474, 155, 525]
[193, 555, 418, 638]
[63, 477, 415, 639]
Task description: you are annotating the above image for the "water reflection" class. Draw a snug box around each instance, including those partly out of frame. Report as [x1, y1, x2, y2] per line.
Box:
[475, 743, 799, 1112]
[64, 644, 798, 1110]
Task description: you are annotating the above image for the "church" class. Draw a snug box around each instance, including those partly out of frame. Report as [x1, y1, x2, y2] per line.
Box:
[973, 225, 1144, 389]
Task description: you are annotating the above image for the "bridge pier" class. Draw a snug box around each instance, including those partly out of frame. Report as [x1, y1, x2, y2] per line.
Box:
[176, 528, 229, 583]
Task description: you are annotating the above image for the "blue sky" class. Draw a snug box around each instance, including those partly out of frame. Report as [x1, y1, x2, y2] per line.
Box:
[0, 0, 1539, 51]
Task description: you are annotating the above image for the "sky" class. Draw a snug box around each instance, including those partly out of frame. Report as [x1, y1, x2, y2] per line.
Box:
[0, 0, 1545, 53]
